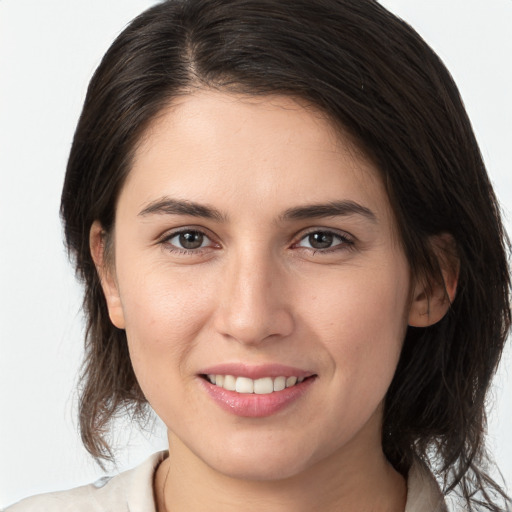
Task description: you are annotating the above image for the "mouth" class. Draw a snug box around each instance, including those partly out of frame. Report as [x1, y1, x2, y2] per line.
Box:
[197, 364, 316, 416]
[198, 367, 316, 417]
[201, 374, 311, 394]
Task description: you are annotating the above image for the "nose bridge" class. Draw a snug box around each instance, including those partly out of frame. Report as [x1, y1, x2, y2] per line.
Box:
[215, 242, 293, 344]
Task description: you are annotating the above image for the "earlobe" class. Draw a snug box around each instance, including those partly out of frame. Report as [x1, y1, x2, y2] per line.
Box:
[408, 234, 459, 327]
[408, 281, 448, 327]
[89, 221, 126, 329]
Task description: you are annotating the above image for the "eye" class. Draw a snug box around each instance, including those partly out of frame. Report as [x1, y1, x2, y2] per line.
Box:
[295, 230, 353, 251]
[164, 229, 213, 251]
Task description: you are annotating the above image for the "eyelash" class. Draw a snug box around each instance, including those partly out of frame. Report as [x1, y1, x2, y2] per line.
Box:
[158, 227, 355, 255]
[159, 228, 218, 255]
[292, 228, 355, 254]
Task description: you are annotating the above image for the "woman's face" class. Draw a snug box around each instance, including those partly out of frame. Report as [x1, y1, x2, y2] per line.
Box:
[100, 90, 416, 480]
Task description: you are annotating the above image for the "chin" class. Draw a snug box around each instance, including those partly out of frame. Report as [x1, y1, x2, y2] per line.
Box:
[199, 436, 322, 482]
[212, 456, 309, 482]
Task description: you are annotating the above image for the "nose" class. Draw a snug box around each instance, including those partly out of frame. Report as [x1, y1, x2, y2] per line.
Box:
[213, 247, 295, 345]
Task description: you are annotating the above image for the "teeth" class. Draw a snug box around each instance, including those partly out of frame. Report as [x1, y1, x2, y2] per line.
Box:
[273, 376, 286, 391]
[286, 376, 297, 387]
[206, 374, 307, 394]
[223, 375, 236, 391]
[235, 377, 254, 394]
[254, 377, 273, 394]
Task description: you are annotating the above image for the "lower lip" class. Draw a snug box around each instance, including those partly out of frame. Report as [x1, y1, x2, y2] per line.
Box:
[199, 377, 315, 417]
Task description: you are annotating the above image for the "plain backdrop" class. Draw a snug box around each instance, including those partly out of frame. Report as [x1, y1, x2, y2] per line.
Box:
[1, 0, 511, 508]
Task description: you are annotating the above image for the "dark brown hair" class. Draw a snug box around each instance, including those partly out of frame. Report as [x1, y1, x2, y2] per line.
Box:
[61, 0, 511, 509]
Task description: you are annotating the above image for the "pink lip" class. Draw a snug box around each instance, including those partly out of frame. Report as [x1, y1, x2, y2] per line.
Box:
[200, 378, 314, 417]
[197, 364, 316, 418]
[198, 363, 314, 380]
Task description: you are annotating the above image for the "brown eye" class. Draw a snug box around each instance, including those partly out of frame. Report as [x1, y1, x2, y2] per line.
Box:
[179, 231, 204, 249]
[167, 230, 208, 250]
[296, 230, 353, 252]
[308, 232, 334, 249]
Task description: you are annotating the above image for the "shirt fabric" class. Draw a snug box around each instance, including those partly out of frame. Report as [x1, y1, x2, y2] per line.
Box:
[5, 451, 447, 511]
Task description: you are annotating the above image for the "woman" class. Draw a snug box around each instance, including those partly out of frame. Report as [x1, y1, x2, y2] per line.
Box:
[5, 0, 510, 510]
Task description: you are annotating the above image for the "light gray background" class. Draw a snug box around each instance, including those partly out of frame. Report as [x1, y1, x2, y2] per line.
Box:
[1, 0, 510, 507]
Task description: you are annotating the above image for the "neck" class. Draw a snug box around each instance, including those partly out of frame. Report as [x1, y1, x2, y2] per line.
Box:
[154, 424, 406, 512]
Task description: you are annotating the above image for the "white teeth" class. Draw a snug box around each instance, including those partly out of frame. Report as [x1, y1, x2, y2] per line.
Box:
[223, 375, 236, 391]
[235, 376, 254, 394]
[273, 376, 286, 391]
[254, 377, 273, 394]
[206, 374, 307, 394]
[286, 376, 297, 387]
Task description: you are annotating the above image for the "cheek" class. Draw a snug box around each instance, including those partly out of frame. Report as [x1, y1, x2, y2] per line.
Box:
[116, 264, 217, 383]
[301, 260, 410, 384]
[304, 261, 408, 333]
[292, 266, 410, 451]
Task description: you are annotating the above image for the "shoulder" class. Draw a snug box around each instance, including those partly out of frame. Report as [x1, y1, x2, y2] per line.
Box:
[405, 458, 448, 512]
[3, 451, 167, 512]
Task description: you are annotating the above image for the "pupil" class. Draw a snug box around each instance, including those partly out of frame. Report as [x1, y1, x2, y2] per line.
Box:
[309, 232, 333, 249]
[179, 231, 203, 249]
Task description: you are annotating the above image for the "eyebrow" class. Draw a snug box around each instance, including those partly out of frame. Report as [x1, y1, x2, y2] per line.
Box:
[281, 200, 377, 223]
[138, 197, 377, 224]
[138, 197, 226, 222]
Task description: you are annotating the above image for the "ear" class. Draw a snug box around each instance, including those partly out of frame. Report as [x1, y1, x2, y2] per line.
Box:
[408, 233, 459, 327]
[89, 221, 126, 329]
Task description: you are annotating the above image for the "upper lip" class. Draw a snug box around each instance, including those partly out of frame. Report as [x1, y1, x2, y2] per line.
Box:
[198, 363, 315, 380]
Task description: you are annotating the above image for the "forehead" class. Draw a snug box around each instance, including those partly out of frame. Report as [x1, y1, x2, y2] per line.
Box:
[123, 90, 393, 225]
[136, 91, 364, 168]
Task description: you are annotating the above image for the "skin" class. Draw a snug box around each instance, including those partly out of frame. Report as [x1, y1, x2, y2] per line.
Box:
[91, 90, 453, 512]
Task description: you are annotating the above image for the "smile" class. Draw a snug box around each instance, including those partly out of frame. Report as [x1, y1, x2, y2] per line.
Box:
[200, 373, 315, 417]
[205, 374, 305, 394]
